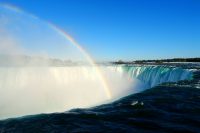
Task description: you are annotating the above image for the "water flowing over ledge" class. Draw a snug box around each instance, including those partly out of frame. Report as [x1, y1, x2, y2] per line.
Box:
[0, 65, 193, 119]
[111, 65, 193, 88]
[0, 64, 199, 133]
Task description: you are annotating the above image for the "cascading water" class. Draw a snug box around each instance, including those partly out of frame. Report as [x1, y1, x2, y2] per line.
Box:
[0, 64, 193, 120]
[109, 65, 193, 88]
[0, 66, 107, 119]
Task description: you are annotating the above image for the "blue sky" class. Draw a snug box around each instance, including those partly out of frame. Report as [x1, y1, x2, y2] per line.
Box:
[0, 0, 199, 61]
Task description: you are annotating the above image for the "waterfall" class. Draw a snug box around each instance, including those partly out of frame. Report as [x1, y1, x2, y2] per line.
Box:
[0, 66, 109, 119]
[0, 65, 193, 119]
[109, 65, 193, 88]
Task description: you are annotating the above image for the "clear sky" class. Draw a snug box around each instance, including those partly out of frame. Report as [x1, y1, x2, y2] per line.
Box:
[0, 0, 199, 61]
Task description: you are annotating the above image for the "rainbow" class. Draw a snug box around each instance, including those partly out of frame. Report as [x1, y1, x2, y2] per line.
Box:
[0, 3, 112, 99]
[49, 24, 112, 99]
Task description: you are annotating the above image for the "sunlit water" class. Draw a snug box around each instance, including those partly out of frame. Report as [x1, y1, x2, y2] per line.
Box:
[0, 65, 192, 119]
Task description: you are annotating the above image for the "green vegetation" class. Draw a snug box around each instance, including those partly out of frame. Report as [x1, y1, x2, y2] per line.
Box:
[113, 58, 200, 64]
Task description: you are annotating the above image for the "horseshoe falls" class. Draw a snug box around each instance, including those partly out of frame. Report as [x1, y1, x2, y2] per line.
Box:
[0, 65, 193, 120]
[0, 63, 199, 132]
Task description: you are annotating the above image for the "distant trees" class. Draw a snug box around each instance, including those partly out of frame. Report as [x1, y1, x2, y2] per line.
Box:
[112, 58, 200, 64]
